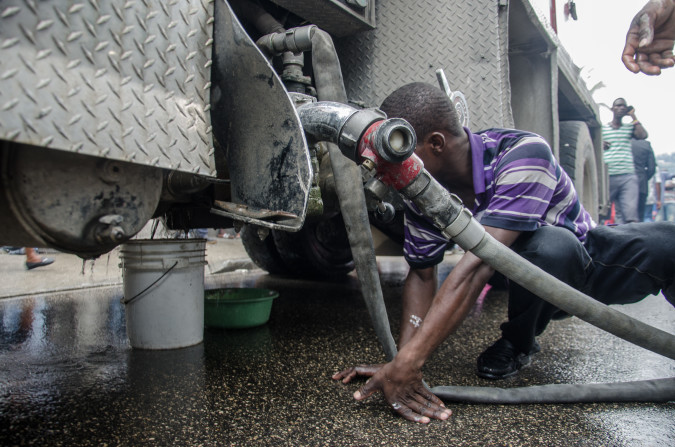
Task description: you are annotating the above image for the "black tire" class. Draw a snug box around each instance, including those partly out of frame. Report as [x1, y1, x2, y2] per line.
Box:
[240, 224, 290, 275]
[559, 121, 599, 221]
[272, 214, 355, 279]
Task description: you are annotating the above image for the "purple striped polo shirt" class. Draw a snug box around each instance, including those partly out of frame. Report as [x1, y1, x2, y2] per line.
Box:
[403, 128, 596, 268]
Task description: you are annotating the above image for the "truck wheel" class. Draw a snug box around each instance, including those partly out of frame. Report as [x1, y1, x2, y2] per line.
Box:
[240, 225, 290, 275]
[272, 214, 355, 279]
[559, 121, 599, 221]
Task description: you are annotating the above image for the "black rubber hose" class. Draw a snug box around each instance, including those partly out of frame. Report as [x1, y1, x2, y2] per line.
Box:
[311, 29, 349, 103]
[405, 176, 675, 403]
[229, 0, 285, 35]
[306, 30, 396, 361]
[327, 145, 397, 361]
[469, 231, 675, 361]
[431, 378, 675, 403]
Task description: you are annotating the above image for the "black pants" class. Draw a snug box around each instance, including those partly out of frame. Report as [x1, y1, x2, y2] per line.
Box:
[500, 222, 675, 353]
[637, 191, 648, 223]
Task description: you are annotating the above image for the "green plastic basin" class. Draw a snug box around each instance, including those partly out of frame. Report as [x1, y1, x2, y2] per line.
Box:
[204, 288, 278, 329]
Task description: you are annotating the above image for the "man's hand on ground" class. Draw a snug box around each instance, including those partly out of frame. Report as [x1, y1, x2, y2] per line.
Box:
[351, 361, 452, 424]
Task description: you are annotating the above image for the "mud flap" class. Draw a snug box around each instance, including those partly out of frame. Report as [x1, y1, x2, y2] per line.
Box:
[210, 0, 312, 231]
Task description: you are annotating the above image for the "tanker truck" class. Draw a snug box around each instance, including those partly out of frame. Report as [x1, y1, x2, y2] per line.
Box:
[0, 0, 606, 277]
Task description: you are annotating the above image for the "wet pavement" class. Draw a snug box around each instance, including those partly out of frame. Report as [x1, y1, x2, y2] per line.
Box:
[1, 251, 674, 446]
[0, 231, 253, 299]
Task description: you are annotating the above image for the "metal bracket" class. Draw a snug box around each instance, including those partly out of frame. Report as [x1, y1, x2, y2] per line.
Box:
[435, 68, 471, 128]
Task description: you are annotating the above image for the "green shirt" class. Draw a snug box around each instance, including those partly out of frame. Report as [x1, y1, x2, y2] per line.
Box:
[602, 122, 635, 176]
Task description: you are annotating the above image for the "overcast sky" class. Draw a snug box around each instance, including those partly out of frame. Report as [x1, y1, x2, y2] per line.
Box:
[531, 0, 675, 155]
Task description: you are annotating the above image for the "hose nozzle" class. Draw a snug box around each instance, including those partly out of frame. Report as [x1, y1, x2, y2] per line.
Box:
[297, 101, 416, 164]
[369, 118, 417, 163]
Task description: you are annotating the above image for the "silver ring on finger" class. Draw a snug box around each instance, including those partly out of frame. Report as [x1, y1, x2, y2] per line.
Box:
[392, 402, 402, 410]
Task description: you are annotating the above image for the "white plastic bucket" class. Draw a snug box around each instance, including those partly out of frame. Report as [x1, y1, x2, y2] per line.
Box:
[119, 239, 207, 349]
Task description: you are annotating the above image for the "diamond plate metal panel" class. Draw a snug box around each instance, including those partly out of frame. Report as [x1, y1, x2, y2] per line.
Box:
[268, 0, 375, 37]
[335, 0, 510, 130]
[0, 0, 215, 176]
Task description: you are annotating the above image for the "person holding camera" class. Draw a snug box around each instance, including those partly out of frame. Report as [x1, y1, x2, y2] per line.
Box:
[601, 98, 648, 223]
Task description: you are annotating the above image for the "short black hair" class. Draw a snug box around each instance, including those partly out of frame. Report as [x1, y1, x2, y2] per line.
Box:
[613, 97, 627, 107]
[380, 82, 463, 141]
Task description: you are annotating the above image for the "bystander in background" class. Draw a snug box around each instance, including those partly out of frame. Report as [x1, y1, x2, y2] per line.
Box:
[25, 247, 54, 270]
[601, 98, 648, 223]
[631, 138, 657, 220]
[1, 246, 55, 270]
[656, 170, 675, 221]
[645, 164, 662, 221]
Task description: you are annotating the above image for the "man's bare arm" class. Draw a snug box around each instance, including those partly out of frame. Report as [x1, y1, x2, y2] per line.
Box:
[352, 227, 520, 423]
[399, 265, 437, 347]
[629, 108, 649, 139]
[332, 264, 437, 384]
[391, 228, 519, 368]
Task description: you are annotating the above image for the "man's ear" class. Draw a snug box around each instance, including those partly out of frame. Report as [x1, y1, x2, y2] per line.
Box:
[428, 132, 446, 155]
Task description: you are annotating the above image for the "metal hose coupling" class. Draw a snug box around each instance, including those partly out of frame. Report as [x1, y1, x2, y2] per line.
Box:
[256, 25, 316, 56]
[356, 123, 484, 250]
[357, 120, 419, 189]
[363, 118, 417, 163]
[397, 170, 484, 250]
[297, 101, 416, 163]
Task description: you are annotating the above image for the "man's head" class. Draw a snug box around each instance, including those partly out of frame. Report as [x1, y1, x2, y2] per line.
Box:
[611, 97, 631, 118]
[380, 82, 468, 181]
[380, 82, 464, 143]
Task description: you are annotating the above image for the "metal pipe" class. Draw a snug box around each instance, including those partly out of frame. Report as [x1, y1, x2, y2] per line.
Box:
[278, 26, 400, 360]
[256, 25, 316, 56]
[297, 102, 415, 166]
[297, 102, 415, 361]
[256, 26, 347, 103]
[229, 0, 285, 35]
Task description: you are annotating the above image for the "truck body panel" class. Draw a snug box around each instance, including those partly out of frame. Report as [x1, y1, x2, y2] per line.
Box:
[0, 0, 215, 176]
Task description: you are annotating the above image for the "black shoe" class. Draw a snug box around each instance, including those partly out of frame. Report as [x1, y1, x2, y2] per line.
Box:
[26, 257, 54, 270]
[476, 338, 540, 380]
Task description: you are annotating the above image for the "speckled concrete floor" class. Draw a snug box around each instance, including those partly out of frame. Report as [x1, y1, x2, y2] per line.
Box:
[1, 258, 673, 446]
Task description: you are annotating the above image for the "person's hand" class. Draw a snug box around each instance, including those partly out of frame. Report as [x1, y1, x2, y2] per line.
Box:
[332, 364, 384, 384]
[627, 106, 637, 120]
[622, 0, 675, 75]
[352, 361, 452, 424]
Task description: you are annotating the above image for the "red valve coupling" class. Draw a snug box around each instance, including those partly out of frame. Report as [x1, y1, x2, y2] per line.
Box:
[358, 121, 423, 190]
